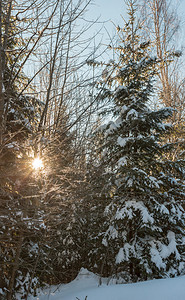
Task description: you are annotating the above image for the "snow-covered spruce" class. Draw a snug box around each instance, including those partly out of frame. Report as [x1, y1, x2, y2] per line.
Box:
[93, 2, 185, 282]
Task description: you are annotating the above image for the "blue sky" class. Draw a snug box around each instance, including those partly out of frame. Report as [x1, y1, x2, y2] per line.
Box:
[86, 0, 185, 51]
[91, 0, 126, 24]
[92, 0, 185, 21]
[85, 0, 128, 50]
[89, 0, 185, 32]
[88, 0, 127, 37]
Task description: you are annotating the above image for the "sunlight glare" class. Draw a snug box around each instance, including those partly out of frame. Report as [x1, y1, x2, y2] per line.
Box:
[32, 158, 43, 170]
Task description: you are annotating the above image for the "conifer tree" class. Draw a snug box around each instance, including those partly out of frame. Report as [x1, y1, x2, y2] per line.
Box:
[0, 7, 42, 298]
[93, 0, 185, 282]
[35, 109, 87, 284]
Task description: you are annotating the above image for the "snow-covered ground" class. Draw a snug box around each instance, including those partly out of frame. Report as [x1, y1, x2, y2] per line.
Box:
[27, 268, 185, 300]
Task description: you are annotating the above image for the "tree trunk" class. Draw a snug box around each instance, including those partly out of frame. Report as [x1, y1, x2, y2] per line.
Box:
[7, 234, 24, 300]
[0, 0, 3, 145]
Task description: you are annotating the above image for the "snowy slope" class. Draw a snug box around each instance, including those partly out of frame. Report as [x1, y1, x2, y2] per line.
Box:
[27, 268, 185, 300]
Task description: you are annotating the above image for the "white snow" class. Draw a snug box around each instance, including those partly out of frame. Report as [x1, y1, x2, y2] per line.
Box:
[118, 156, 128, 166]
[105, 121, 118, 136]
[26, 268, 185, 300]
[126, 108, 138, 119]
[149, 232, 181, 270]
[161, 231, 180, 260]
[117, 136, 130, 147]
[116, 247, 125, 263]
[121, 105, 128, 113]
[148, 176, 161, 189]
[115, 200, 154, 224]
[116, 243, 135, 263]
[106, 225, 118, 239]
[127, 178, 133, 187]
[150, 241, 165, 269]
[160, 204, 169, 215]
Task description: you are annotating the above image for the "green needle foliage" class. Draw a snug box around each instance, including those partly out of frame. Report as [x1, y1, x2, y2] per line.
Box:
[90, 0, 185, 282]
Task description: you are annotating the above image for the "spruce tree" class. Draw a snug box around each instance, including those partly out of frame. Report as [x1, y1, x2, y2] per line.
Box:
[0, 11, 42, 299]
[94, 0, 185, 282]
[35, 110, 87, 284]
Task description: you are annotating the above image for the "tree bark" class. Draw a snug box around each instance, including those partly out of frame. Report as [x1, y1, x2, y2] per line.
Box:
[0, 0, 3, 145]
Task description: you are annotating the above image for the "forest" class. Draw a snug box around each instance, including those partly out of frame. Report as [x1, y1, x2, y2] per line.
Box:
[0, 0, 185, 299]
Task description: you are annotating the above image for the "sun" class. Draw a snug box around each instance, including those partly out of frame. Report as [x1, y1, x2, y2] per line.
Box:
[32, 157, 43, 170]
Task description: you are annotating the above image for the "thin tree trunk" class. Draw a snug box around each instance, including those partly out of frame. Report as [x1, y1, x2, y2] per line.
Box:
[7, 234, 24, 300]
[0, 0, 3, 145]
